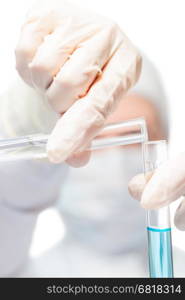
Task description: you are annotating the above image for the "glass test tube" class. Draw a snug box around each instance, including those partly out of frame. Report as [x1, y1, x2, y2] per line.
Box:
[0, 118, 147, 162]
[143, 140, 174, 278]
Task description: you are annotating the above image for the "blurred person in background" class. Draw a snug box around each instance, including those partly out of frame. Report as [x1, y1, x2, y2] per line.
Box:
[0, 55, 169, 277]
[0, 0, 178, 277]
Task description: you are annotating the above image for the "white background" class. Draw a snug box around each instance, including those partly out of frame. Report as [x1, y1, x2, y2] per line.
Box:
[0, 0, 185, 256]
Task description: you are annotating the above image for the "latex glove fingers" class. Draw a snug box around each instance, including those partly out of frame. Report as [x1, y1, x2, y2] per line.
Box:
[128, 152, 185, 230]
[129, 174, 185, 231]
[66, 150, 91, 168]
[141, 152, 185, 209]
[46, 25, 123, 113]
[47, 42, 141, 163]
[128, 173, 152, 201]
[15, 13, 57, 86]
[15, 0, 120, 91]
[15, 0, 141, 165]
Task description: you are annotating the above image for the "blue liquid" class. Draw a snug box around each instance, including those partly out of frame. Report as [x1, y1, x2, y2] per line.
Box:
[147, 227, 173, 278]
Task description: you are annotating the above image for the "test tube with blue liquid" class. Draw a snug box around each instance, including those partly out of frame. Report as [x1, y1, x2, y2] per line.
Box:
[143, 140, 174, 278]
[0, 118, 174, 277]
[0, 118, 173, 277]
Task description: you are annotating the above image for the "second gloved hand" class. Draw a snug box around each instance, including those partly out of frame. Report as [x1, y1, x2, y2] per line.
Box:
[128, 152, 185, 231]
[15, 0, 141, 166]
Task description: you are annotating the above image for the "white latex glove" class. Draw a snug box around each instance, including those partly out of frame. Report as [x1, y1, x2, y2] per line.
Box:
[15, 0, 141, 165]
[128, 152, 185, 231]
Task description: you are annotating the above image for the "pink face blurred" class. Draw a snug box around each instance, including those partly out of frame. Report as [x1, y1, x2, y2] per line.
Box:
[104, 93, 165, 141]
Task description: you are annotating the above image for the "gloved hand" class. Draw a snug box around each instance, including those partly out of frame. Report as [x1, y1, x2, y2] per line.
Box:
[15, 0, 141, 166]
[128, 152, 185, 230]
